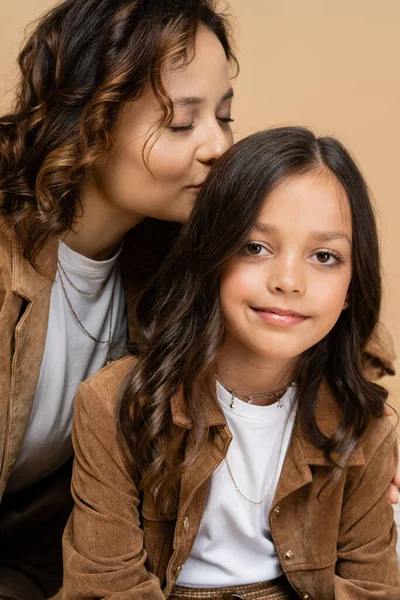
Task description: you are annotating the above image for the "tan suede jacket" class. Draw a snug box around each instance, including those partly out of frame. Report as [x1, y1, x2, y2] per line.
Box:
[62, 357, 400, 600]
[0, 217, 178, 498]
[0, 214, 396, 498]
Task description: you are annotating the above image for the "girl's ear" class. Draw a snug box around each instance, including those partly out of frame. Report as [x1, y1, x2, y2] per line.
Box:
[343, 298, 349, 309]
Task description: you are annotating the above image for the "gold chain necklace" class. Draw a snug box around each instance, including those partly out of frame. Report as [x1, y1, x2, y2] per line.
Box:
[216, 374, 294, 410]
[224, 397, 294, 505]
[57, 265, 115, 364]
[58, 259, 114, 296]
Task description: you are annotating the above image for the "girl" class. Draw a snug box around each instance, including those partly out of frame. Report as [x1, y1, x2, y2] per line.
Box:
[0, 2, 396, 598]
[0, 1, 237, 598]
[63, 126, 400, 599]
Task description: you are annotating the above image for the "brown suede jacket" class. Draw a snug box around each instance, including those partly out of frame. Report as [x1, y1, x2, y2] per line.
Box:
[0, 214, 396, 496]
[62, 357, 400, 600]
[0, 217, 179, 498]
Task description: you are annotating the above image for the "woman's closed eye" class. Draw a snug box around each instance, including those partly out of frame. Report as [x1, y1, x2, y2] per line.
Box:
[169, 116, 234, 133]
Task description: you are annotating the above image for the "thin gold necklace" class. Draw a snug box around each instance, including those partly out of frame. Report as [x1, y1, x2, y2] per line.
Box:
[58, 259, 114, 296]
[57, 265, 115, 364]
[223, 394, 295, 505]
[224, 413, 291, 505]
[216, 374, 294, 409]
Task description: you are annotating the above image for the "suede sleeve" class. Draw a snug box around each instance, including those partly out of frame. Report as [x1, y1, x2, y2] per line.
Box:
[62, 377, 165, 600]
[334, 425, 400, 598]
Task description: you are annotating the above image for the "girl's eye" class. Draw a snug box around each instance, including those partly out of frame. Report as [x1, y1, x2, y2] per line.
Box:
[169, 123, 194, 133]
[244, 242, 270, 256]
[311, 251, 342, 266]
[218, 117, 234, 125]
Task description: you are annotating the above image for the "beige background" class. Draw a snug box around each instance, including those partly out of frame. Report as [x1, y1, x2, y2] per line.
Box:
[1, 0, 399, 407]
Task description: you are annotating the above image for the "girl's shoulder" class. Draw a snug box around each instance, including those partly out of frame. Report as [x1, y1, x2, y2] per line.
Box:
[75, 356, 136, 416]
[360, 411, 397, 465]
[315, 383, 397, 464]
[72, 357, 137, 462]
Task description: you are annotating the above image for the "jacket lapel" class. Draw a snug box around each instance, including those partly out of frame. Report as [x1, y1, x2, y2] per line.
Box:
[1, 238, 58, 487]
[273, 389, 365, 505]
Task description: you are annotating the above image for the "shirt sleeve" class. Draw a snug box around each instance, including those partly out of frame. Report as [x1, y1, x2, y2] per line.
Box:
[334, 425, 400, 598]
[62, 378, 165, 600]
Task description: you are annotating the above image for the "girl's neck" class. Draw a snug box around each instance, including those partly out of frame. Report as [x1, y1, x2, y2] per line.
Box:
[216, 340, 296, 405]
[62, 172, 144, 261]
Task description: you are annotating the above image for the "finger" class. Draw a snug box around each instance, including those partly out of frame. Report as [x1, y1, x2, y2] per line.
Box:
[384, 403, 395, 417]
[393, 439, 400, 487]
[388, 482, 399, 505]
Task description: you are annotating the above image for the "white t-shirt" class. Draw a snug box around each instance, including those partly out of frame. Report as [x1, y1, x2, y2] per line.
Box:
[6, 240, 128, 493]
[177, 381, 296, 587]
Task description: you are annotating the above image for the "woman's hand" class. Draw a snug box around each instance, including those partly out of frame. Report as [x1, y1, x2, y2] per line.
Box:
[384, 403, 400, 504]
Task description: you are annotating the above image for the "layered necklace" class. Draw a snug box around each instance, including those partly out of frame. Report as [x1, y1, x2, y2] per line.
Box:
[216, 375, 295, 505]
[57, 260, 116, 365]
[215, 374, 294, 410]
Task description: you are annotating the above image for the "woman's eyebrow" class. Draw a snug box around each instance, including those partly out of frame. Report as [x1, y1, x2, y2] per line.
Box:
[172, 88, 234, 107]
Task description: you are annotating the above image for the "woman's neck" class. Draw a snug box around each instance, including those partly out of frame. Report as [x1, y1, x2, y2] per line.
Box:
[62, 172, 144, 261]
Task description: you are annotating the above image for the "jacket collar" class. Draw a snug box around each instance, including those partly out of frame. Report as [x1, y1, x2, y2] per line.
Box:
[10, 227, 138, 340]
[170, 381, 227, 428]
[11, 234, 58, 301]
[170, 379, 365, 468]
[296, 381, 364, 467]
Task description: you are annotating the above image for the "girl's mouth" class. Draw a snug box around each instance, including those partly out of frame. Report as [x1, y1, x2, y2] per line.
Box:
[251, 307, 310, 327]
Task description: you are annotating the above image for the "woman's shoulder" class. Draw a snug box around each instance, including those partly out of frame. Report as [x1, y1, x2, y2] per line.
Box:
[0, 215, 58, 288]
[0, 216, 14, 261]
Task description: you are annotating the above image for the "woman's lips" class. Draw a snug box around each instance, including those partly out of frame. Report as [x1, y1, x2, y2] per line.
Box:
[252, 307, 309, 327]
[188, 184, 202, 193]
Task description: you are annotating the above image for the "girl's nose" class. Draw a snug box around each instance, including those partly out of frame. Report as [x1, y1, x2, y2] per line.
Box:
[267, 256, 305, 296]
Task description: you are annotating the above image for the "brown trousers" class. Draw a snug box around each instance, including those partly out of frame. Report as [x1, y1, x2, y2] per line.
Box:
[0, 459, 73, 600]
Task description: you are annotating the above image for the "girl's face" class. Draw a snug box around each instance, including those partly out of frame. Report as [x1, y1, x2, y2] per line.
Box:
[220, 170, 353, 369]
[87, 25, 234, 224]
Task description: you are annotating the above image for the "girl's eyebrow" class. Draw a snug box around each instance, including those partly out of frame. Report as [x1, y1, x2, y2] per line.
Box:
[172, 88, 234, 107]
[311, 231, 352, 245]
[254, 222, 351, 245]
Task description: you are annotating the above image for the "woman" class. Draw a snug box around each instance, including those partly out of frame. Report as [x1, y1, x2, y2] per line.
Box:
[0, 1, 395, 599]
[0, 1, 236, 598]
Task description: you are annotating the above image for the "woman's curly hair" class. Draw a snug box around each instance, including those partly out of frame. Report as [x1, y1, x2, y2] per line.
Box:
[0, 0, 237, 266]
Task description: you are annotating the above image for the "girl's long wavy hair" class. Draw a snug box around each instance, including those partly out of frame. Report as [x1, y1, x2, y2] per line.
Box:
[0, 0, 237, 265]
[119, 126, 387, 509]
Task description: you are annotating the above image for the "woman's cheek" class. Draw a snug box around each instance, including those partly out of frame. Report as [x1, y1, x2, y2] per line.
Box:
[149, 140, 192, 182]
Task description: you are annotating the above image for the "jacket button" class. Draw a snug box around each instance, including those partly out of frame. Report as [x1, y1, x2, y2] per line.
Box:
[272, 506, 280, 516]
[283, 549, 294, 561]
[175, 564, 183, 576]
[183, 516, 190, 532]
[301, 594, 311, 600]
